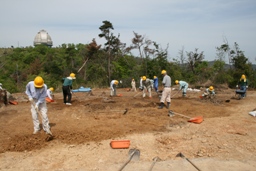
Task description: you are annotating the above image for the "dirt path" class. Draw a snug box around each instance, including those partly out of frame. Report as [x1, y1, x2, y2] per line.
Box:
[0, 88, 256, 170]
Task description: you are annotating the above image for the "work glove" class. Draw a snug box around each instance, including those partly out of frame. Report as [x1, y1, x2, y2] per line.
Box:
[181, 86, 185, 89]
[246, 86, 248, 88]
[236, 85, 238, 88]
[35, 104, 39, 111]
[29, 97, 33, 102]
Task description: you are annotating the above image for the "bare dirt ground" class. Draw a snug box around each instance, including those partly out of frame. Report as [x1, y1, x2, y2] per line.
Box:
[0, 86, 256, 171]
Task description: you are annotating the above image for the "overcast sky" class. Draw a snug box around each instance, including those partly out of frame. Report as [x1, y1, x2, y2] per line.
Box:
[1, 0, 256, 63]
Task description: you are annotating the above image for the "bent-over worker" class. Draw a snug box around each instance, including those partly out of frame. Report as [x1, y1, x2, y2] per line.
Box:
[175, 80, 189, 97]
[25, 76, 51, 135]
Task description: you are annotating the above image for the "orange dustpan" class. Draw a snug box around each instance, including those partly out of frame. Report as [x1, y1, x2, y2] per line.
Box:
[168, 110, 204, 124]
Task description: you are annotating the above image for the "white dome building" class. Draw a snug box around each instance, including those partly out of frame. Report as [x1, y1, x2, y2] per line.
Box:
[33, 29, 53, 47]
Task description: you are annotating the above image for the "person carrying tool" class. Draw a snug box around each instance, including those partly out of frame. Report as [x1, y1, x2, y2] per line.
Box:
[202, 86, 215, 98]
[47, 87, 54, 100]
[110, 80, 119, 96]
[158, 70, 171, 109]
[236, 74, 248, 98]
[62, 73, 76, 105]
[142, 76, 153, 98]
[175, 80, 189, 97]
[131, 78, 137, 92]
[25, 76, 51, 135]
[153, 76, 158, 92]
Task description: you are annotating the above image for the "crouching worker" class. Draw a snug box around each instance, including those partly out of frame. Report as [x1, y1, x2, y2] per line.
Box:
[142, 76, 153, 98]
[46, 87, 54, 102]
[25, 76, 51, 135]
[202, 86, 215, 98]
[110, 80, 118, 96]
[175, 80, 189, 97]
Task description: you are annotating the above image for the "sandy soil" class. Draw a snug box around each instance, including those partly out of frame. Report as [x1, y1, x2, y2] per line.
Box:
[0, 87, 256, 171]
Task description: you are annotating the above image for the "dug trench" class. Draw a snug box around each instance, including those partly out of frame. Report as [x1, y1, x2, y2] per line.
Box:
[0, 88, 233, 153]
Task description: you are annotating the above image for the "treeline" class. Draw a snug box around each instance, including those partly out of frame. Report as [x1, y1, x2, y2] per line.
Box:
[0, 21, 255, 93]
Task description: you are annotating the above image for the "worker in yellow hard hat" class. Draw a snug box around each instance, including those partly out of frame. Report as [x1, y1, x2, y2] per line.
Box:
[175, 80, 189, 97]
[236, 74, 248, 98]
[46, 87, 54, 101]
[25, 76, 51, 135]
[141, 76, 154, 98]
[159, 70, 171, 109]
[153, 76, 158, 92]
[62, 73, 76, 105]
[202, 86, 215, 98]
[110, 80, 119, 96]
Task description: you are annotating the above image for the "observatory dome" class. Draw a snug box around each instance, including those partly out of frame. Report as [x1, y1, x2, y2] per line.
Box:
[33, 29, 53, 47]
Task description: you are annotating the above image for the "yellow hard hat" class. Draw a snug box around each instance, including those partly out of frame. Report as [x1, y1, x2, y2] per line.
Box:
[161, 70, 166, 74]
[142, 76, 146, 80]
[49, 87, 54, 91]
[70, 73, 76, 79]
[132, 78, 134, 81]
[209, 86, 214, 90]
[154, 76, 157, 79]
[241, 74, 246, 79]
[34, 76, 44, 88]
[115, 80, 119, 84]
[175, 80, 179, 84]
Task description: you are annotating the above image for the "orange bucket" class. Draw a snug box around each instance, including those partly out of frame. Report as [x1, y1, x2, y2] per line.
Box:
[110, 140, 130, 149]
[45, 97, 54, 102]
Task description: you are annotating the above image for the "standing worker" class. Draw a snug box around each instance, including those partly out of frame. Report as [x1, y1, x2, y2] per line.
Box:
[153, 76, 158, 92]
[175, 80, 189, 97]
[142, 76, 153, 98]
[46, 87, 54, 101]
[62, 73, 76, 105]
[110, 80, 119, 96]
[25, 76, 51, 135]
[236, 74, 248, 98]
[158, 70, 171, 109]
[131, 79, 137, 92]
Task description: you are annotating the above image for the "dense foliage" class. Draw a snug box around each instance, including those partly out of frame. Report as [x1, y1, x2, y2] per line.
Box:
[0, 21, 255, 93]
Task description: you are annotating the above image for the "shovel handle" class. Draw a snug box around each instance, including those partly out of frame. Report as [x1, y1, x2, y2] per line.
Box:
[118, 150, 136, 171]
[186, 158, 201, 171]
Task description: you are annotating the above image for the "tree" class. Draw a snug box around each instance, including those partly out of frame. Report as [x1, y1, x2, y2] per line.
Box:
[98, 20, 124, 83]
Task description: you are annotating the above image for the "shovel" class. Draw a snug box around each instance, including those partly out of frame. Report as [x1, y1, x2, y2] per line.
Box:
[168, 110, 204, 124]
[148, 156, 161, 171]
[118, 148, 140, 171]
[176, 152, 201, 171]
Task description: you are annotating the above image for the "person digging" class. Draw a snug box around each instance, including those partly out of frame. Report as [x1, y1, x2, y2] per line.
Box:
[158, 70, 171, 109]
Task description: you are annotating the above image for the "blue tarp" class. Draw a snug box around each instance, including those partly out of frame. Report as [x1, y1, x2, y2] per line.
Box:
[72, 86, 92, 92]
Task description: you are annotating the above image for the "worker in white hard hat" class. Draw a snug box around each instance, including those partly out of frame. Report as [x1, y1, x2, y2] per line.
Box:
[175, 80, 189, 97]
[25, 76, 51, 135]
[110, 80, 119, 96]
[131, 78, 137, 92]
[142, 76, 153, 98]
[62, 73, 76, 105]
[158, 70, 171, 109]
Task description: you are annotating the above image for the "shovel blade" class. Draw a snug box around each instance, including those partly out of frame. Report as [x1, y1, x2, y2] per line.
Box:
[188, 116, 204, 124]
[128, 148, 140, 161]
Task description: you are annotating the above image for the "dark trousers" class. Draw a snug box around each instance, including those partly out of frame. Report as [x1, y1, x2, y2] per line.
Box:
[62, 86, 72, 103]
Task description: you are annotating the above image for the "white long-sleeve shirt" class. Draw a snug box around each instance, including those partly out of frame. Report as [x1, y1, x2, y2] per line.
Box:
[46, 89, 53, 100]
[110, 80, 116, 91]
[25, 81, 47, 105]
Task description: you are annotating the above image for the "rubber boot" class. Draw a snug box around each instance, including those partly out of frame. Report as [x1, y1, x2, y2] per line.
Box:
[158, 102, 164, 109]
[167, 102, 170, 109]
